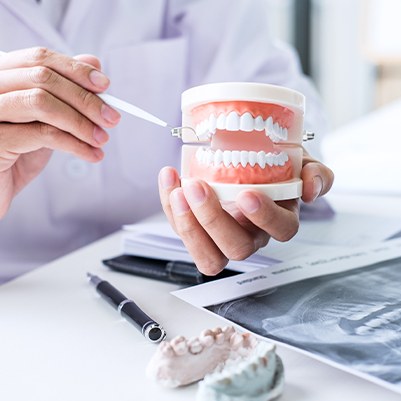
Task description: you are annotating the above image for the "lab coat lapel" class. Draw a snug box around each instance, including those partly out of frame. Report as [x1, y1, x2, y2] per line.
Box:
[1, 0, 71, 53]
[60, 0, 97, 43]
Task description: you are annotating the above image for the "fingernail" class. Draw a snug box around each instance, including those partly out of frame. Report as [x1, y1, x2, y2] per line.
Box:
[93, 126, 109, 144]
[183, 180, 206, 206]
[312, 176, 323, 201]
[92, 147, 104, 160]
[101, 104, 120, 124]
[237, 192, 261, 214]
[89, 70, 109, 89]
[170, 189, 190, 215]
[159, 167, 176, 189]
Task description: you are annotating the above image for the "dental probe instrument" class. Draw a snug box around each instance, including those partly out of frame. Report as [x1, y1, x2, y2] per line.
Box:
[99, 94, 201, 139]
[0, 50, 196, 139]
[98, 94, 197, 139]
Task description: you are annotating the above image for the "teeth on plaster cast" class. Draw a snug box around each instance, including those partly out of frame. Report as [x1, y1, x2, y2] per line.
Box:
[188, 338, 203, 355]
[146, 325, 284, 401]
[197, 341, 284, 401]
[170, 335, 188, 356]
[199, 332, 214, 348]
[195, 112, 288, 141]
[222, 326, 235, 339]
[159, 341, 174, 357]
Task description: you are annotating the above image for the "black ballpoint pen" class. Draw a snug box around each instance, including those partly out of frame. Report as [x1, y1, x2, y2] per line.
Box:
[87, 273, 166, 343]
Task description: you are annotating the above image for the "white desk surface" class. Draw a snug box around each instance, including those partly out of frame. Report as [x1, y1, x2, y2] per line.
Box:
[322, 98, 401, 196]
[1, 193, 401, 401]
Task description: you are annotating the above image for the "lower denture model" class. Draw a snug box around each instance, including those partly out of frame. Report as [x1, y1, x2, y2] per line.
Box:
[146, 326, 284, 401]
[180, 82, 309, 201]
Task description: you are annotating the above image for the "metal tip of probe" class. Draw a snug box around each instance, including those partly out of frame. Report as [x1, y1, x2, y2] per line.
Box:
[303, 130, 315, 141]
[169, 126, 199, 141]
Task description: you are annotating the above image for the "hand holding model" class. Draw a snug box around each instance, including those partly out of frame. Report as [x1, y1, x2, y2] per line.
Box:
[0, 47, 120, 217]
[159, 82, 334, 275]
[159, 153, 333, 275]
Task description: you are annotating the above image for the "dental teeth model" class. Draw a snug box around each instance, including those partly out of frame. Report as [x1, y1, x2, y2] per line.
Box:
[146, 326, 284, 401]
[180, 82, 308, 201]
[197, 341, 284, 401]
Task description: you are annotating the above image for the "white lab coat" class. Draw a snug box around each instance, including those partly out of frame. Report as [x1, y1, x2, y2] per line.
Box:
[0, 0, 327, 282]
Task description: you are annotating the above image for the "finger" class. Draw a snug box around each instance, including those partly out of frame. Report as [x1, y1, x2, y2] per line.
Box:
[73, 54, 102, 70]
[169, 187, 229, 275]
[0, 67, 120, 128]
[301, 151, 334, 203]
[182, 179, 259, 262]
[236, 190, 300, 242]
[221, 201, 270, 250]
[0, 122, 103, 169]
[158, 166, 181, 232]
[0, 89, 109, 148]
[0, 47, 109, 93]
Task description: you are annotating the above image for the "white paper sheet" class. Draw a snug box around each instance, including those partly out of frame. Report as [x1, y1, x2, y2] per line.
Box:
[172, 238, 401, 306]
[122, 211, 401, 271]
[121, 222, 278, 272]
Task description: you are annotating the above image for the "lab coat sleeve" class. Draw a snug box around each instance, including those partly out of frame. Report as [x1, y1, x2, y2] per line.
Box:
[167, 0, 328, 159]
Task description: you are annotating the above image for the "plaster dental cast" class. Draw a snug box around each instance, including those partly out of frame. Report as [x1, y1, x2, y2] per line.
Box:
[147, 325, 284, 401]
[0, 0, 334, 282]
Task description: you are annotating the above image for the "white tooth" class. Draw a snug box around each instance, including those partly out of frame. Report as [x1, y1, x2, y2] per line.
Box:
[173, 341, 189, 356]
[214, 149, 223, 165]
[282, 127, 288, 140]
[283, 152, 289, 163]
[196, 147, 203, 162]
[216, 113, 226, 129]
[188, 338, 203, 354]
[159, 342, 174, 357]
[277, 153, 284, 166]
[273, 122, 280, 137]
[199, 332, 214, 347]
[240, 151, 248, 167]
[222, 326, 235, 339]
[232, 151, 240, 167]
[257, 151, 265, 168]
[207, 150, 214, 165]
[201, 148, 207, 164]
[254, 116, 264, 131]
[199, 335, 214, 347]
[215, 333, 225, 344]
[195, 123, 202, 138]
[249, 151, 257, 167]
[265, 116, 273, 137]
[170, 336, 188, 355]
[203, 120, 209, 135]
[208, 114, 217, 134]
[229, 333, 244, 349]
[212, 327, 222, 336]
[239, 112, 254, 132]
[279, 126, 284, 140]
[223, 150, 231, 167]
[226, 112, 239, 131]
[266, 153, 274, 167]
